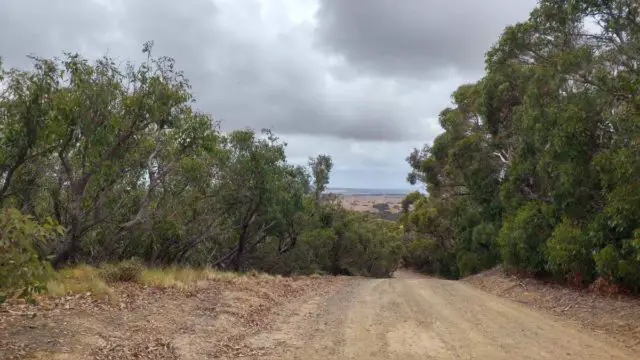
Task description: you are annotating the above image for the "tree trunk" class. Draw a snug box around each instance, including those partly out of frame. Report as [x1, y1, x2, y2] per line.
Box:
[330, 229, 345, 275]
[232, 224, 248, 271]
[51, 232, 79, 268]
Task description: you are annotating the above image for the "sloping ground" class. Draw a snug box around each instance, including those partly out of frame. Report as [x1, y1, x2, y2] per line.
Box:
[3, 270, 638, 359]
[0, 275, 345, 360]
[464, 266, 640, 352]
[239, 270, 635, 359]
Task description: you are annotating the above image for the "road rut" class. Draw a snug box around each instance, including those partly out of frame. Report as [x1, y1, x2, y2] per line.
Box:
[248, 271, 635, 359]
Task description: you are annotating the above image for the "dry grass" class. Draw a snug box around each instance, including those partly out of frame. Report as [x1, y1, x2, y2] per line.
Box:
[46, 264, 114, 299]
[43, 264, 245, 298]
[139, 267, 240, 290]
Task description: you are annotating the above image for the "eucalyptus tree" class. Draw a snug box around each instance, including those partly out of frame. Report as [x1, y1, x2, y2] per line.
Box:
[402, 0, 640, 290]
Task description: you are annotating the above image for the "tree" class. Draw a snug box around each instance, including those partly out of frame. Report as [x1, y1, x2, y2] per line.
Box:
[308, 154, 333, 207]
[402, 0, 640, 291]
[212, 130, 296, 270]
[0, 57, 59, 205]
[0, 43, 405, 298]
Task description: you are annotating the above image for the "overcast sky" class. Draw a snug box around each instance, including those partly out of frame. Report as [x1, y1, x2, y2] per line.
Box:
[0, 0, 537, 189]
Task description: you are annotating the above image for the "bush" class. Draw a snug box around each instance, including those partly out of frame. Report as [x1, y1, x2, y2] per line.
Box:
[404, 237, 458, 278]
[587, 185, 640, 292]
[497, 202, 556, 273]
[457, 222, 499, 276]
[546, 220, 594, 284]
[372, 203, 390, 212]
[100, 259, 144, 283]
[247, 228, 335, 276]
[593, 234, 640, 292]
[456, 251, 483, 277]
[0, 208, 63, 302]
[337, 215, 404, 278]
[248, 210, 403, 278]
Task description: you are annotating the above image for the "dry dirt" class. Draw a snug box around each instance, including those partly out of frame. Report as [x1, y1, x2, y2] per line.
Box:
[0, 275, 345, 360]
[464, 266, 640, 352]
[242, 270, 636, 359]
[2, 271, 639, 359]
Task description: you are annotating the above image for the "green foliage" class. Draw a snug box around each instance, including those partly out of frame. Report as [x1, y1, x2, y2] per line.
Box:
[497, 202, 555, 273]
[372, 203, 390, 212]
[0, 208, 63, 300]
[309, 154, 333, 207]
[246, 206, 403, 278]
[457, 222, 499, 277]
[402, 0, 640, 291]
[337, 212, 404, 277]
[593, 237, 640, 293]
[0, 44, 403, 296]
[404, 237, 458, 278]
[546, 220, 594, 283]
[263, 228, 336, 275]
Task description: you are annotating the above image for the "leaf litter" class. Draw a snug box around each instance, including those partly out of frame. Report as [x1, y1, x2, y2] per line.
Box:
[0, 275, 345, 359]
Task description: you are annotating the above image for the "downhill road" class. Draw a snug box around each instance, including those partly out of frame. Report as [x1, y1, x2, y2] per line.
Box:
[248, 271, 634, 360]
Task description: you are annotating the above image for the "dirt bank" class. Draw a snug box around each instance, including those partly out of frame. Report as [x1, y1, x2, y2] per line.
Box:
[464, 266, 640, 352]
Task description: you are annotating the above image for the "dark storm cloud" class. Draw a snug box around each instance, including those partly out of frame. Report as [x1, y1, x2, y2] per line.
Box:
[315, 0, 537, 78]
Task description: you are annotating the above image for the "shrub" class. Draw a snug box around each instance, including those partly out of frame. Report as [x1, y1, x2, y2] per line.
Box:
[546, 220, 594, 284]
[404, 237, 458, 278]
[100, 259, 144, 283]
[588, 183, 640, 292]
[457, 222, 499, 277]
[0, 208, 63, 302]
[372, 203, 390, 212]
[338, 215, 404, 278]
[249, 211, 403, 278]
[497, 202, 556, 273]
[593, 234, 640, 292]
[593, 245, 619, 280]
[457, 251, 482, 277]
[249, 228, 335, 275]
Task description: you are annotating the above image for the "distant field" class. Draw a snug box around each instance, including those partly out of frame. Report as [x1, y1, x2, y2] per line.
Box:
[326, 187, 414, 196]
[324, 188, 414, 220]
[339, 194, 404, 220]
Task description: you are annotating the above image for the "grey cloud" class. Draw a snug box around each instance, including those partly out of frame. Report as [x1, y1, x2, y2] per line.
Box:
[0, 0, 539, 187]
[315, 0, 537, 78]
[0, 0, 448, 142]
[0, 0, 114, 67]
[0, 0, 531, 146]
[115, 1, 443, 141]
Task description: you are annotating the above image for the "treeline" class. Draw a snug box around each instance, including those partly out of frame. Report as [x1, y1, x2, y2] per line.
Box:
[402, 0, 640, 292]
[0, 44, 402, 298]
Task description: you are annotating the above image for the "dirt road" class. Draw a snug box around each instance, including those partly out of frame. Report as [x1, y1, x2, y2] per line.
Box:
[247, 271, 635, 360]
